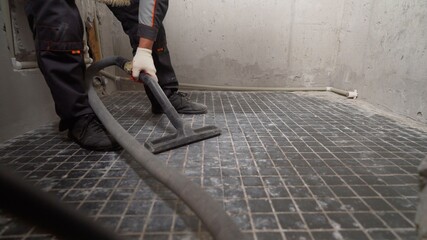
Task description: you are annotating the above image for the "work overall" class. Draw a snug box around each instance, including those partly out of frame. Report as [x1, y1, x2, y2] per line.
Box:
[25, 0, 178, 130]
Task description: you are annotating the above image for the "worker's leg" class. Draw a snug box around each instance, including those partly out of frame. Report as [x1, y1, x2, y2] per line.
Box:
[25, 0, 120, 151]
[108, 2, 207, 114]
[26, 0, 90, 129]
[107, 2, 178, 93]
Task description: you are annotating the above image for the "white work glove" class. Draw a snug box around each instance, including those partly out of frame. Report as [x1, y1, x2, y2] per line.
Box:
[132, 47, 157, 81]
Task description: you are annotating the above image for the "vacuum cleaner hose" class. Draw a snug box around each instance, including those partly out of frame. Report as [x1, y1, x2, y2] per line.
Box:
[0, 168, 120, 240]
[86, 56, 244, 240]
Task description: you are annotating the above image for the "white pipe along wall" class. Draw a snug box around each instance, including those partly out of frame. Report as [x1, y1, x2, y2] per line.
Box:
[110, 0, 426, 123]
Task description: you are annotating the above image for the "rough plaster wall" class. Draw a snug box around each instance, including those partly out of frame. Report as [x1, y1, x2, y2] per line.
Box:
[109, 0, 345, 88]
[163, 0, 427, 122]
[164, 0, 346, 87]
[107, 0, 426, 123]
[164, 1, 292, 87]
[332, 0, 427, 123]
[289, 0, 345, 87]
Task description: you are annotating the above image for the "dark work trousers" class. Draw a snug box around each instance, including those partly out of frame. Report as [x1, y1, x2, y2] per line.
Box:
[26, 0, 179, 130]
[108, 0, 179, 108]
[25, 0, 93, 131]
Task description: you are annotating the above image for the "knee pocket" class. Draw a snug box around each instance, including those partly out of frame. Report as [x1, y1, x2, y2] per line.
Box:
[37, 25, 83, 52]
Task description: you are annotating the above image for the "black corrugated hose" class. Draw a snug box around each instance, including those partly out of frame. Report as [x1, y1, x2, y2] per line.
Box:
[86, 56, 244, 240]
[0, 167, 120, 240]
[0, 56, 243, 240]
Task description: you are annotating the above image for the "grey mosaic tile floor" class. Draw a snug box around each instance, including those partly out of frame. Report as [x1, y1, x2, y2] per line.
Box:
[1, 91, 426, 240]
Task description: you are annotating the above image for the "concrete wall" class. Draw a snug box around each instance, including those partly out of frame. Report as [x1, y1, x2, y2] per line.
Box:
[138, 0, 426, 123]
[163, 0, 343, 88]
[332, 0, 427, 123]
[0, 22, 56, 142]
[0, 1, 57, 142]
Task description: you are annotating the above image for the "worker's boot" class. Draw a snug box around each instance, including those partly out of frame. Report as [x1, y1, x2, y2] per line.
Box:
[151, 92, 208, 114]
[68, 114, 121, 151]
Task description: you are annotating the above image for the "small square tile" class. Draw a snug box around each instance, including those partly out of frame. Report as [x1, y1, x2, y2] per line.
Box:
[101, 201, 128, 215]
[377, 212, 413, 228]
[363, 198, 394, 211]
[271, 199, 297, 212]
[96, 216, 121, 230]
[350, 186, 379, 197]
[367, 230, 399, 240]
[145, 216, 173, 232]
[248, 199, 273, 213]
[266, 186, 290, 198]
[126, 201, 152, 215]
[284, 231, 312, 240]
[288, 187, 312, 198]
[352, 213, 386, 228]
[256, 232, 283, 240]
[321, 176, 345, 185]
[78, 201, 104, 216]
[242, 177, 263, 186]
[339, 230, 370, 240]
[302, 213, 332, 229]
[309, 186, 334, 198]
[143, 233, 170, 240]
[387, 197, 417, 211]
[316, 197, 344, 212]
[277, 213, 306, 230]
[245, 187, 268, 199]
[340, 198, 370, 211]
[252, 214, 279, 230]
[394, 230, 417, 240]
[295, 199, 321, 212]
[118, 216, 145, 233]
[330, 186, 356, 197]
[327, 213, 360, 229]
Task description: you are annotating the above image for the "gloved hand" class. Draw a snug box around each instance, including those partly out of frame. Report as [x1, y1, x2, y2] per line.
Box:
[132, 47, 157, 80]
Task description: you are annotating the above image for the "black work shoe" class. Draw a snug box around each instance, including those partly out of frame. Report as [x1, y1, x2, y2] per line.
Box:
[152, 92, 208, 114]
[68, 114, 121, 151]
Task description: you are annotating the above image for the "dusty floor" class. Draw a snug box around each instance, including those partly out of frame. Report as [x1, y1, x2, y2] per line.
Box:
[0, 91, 426, 240]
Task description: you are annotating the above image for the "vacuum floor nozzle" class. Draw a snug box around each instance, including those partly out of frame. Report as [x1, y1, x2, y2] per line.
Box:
[85, 57, 244, 239]
[145, 125, 221, 154]
[141, 74, 221, 154]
